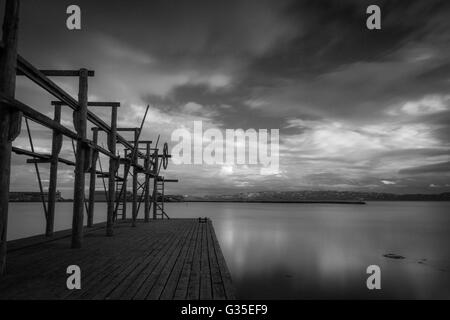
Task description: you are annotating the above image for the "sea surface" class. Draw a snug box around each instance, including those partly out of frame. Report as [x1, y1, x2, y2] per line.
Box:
[7, 201, 450, 299]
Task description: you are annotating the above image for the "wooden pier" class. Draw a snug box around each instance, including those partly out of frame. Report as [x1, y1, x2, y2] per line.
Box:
[0, 218, 235, 300]
[0, 0, 235, 300]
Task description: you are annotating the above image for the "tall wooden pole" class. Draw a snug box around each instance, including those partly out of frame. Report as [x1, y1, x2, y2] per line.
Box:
[144, 142, 151, 222]
[0, 0, 21, 275]
[122, 149, 128, 220]
[131, 129, 139, 227]
[46, 103, 62, 236]
[71, 69, 88, 249]
[161, 178, 165, 215]
[106, 106, 117, 236]
[87, 127, 98, 227]
[152, 149, 158, 220]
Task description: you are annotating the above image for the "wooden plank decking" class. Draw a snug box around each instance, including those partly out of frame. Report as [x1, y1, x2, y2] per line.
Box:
[0, 219, 235, 300]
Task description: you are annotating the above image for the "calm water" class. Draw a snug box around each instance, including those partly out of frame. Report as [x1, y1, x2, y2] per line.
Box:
[7, 201, 450, 299]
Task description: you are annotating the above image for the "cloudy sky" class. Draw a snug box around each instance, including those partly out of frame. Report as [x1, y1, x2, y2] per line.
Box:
[2, 0, 450, 196]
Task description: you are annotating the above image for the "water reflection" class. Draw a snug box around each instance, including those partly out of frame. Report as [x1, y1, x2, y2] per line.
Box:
[8, 201, 450, 299]
[168, 202, 450, 299]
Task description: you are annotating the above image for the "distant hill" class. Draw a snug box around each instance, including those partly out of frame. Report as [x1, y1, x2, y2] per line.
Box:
[184, 191, 450, 202]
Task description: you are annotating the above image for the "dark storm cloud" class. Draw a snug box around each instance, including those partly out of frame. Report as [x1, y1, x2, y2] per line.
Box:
[2, 0, 450, 195]
[250, 0, 449, 77]
[239, 0, 450, 122]
[399, 161, 450, 175]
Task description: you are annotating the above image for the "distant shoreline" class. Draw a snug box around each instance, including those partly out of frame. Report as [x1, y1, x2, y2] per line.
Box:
[183, 200, 367, 204]
[8, 199, 450, 204]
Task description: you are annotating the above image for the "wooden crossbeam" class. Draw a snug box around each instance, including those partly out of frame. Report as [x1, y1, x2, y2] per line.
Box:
[126, 140, 152, 144]
[0, 95, 120, 161]
[17, 70, 95, 77]
[52, 101, 120, 107]
[26, 158, 50, 164]
[0, 47, 145, 159]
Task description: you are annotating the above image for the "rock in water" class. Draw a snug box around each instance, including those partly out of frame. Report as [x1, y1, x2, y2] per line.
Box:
[383, 253, 405, 259]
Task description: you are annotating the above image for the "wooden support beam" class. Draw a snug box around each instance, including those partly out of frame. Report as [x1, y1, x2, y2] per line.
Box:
[161, 179, 165, 214]
[0, 0, 20, 275]
[87, 127, 98, 228]
[131, 129, 138, 227]
[0, 96, 119, 161]
[1, 95, 78, 139]
[5, 48, 143, 160]
[13, 147, 68, 165]
[96, 173, 123, 180]
[12, 147, 115, 177]
[122, 149, 128, 220]
[52, 101, 120, 107]
[106, 106, 118, 236]
[71, 69, 89, 249]
[98, 127, 138, 132]
[152, 149, 158, 220]
[144, 143, 151, 222]
[163, 179, 179, 183]
[46, 103, 62, 237]
[26, 158, 50, 163]
[126, 140, 152, 144]
[17, 69, 95, 77]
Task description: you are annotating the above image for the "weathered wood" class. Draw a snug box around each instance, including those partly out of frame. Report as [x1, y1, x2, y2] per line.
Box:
[106, 106, 118, 236]
[0, 96, 118, 160]
[0, 0, 20, 275]
[199, 222, 212, 299]
[46, 104, 62, 236]
[131, 129, 139, 227]
[147, 221, 196, 299]
[26, 158, 50, 163]
[52, 100, 119, 107]
[152, 149, 159, 220]
[132, 221, 194, 299]
[117, 223, 184, 299]
[187, 219, 202, 299]
[208, 220, 236, 299]
[127, 140, 152, 144]
[159, 220, 197, 299]
[71, 69, 89, 249]
[24, 117, 48, 219]
[0, 219, 235, 299]
[87, 127, 99, 228]
[207, 220, 226, 299]
[122, 149, 128, 220]
[144, 142, 151, 222]
[93, 223, 193, 300]
[13, 147, 112, 175]
[11, 52, 143, 158]
[173, 219, 200, 299]
[1, 95, 78, 138]
[161, 178, 165, 214]
[17, 69, 95, 77]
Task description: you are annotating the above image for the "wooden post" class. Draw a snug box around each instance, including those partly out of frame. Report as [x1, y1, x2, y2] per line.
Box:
[106, 106, 117, 236]
[46, 103, 62, 236]
[87, 127, 98, 227]
[131, 129, 139, 227]
[122, 149, 127, 220]
[161, 178, 165, 214]
[0, 0, 21, 275]
[144, 142, 151, 222]
[152, 149, 158, 220]
[71, 68, 88, 249]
